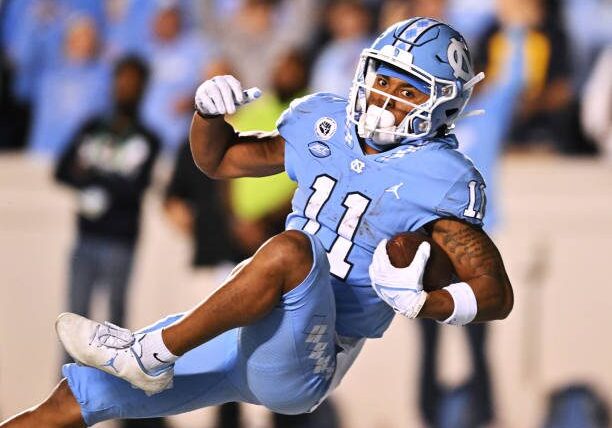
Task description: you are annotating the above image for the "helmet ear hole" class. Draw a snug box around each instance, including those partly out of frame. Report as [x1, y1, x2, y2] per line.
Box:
[445, 108, 458, 118]
[410, 117, 428, 133]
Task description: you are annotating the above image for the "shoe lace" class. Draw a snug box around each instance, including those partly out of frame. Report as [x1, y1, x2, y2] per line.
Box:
[90, 321, 135, 349]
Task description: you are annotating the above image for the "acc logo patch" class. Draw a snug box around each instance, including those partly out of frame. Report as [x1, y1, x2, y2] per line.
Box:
[308, 141, 331, 158]
[314, 117, 337, 140]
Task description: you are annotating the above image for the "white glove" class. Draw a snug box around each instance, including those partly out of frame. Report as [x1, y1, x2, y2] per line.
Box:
[194, 75, 261, 117]
[369, 239, 430, 319]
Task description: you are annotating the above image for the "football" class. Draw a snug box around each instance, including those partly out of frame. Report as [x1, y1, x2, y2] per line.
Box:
[386, 232, 456, 292]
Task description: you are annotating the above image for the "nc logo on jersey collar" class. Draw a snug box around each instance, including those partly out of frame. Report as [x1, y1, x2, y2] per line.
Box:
[308, 141, 331, 158]
[350, 159, 365, 174]
[315, 117, 337, 140]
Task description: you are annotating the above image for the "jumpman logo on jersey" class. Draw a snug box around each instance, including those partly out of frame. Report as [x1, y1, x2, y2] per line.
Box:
[385, 182, 404, 199]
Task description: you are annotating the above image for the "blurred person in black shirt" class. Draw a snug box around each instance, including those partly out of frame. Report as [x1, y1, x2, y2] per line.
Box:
[55, 55, 164, 428]
[164, 57, 240, 298]
[165, 142, 238, 269]
[54, 55, 159, 327]
[0, 29, 28, 150]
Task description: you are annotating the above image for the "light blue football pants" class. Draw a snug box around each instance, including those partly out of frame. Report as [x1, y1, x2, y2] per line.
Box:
[63, 232, 363, 426]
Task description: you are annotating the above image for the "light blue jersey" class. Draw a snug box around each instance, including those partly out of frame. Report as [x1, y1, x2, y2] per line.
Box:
[61, 18, 493, 422]
[278, 93, 487, 338]
[64, 93, 488, 423]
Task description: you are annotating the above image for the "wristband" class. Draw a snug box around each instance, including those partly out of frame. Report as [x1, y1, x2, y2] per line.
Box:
[194, 107, 222, 119]
[441, 282, 477, 325]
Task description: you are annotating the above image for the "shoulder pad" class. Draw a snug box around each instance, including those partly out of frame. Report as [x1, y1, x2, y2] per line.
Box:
[276, 92, 346, 133]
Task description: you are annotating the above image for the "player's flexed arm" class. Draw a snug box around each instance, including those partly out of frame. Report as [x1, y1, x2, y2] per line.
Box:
[369, 219, 513, 324]
[420, 218, 513, 322]
[190, 75, 285, 179]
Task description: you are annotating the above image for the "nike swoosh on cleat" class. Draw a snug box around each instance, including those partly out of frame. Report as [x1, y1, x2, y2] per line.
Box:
[153, 353, 169, 364]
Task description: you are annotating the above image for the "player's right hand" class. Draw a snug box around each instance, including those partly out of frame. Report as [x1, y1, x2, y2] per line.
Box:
[194, 75, 260, 117]
[369, 239, 430, 319]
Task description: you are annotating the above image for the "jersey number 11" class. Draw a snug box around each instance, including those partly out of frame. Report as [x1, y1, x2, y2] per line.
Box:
[302, 175, 371, 280]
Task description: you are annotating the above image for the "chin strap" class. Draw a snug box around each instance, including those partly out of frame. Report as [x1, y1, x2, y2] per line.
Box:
[454, 72, 487, 121]
[457, 108, 486, 120]
[363, 136, 395, 152]
[463, 71, 485, 92]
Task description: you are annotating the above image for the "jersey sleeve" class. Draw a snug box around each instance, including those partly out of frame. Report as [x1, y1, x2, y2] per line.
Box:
[276, 93, 338, 138]
[276, 96, 307, 181]
[276, 93, 344, 182]
[435, 166, 487, 227]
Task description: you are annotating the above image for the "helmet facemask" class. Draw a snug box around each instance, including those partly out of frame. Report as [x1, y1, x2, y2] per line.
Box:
[348, 46, 464, 147]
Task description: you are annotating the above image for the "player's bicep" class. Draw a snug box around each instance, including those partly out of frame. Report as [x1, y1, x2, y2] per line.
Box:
[428, 217, 514, 319]
[427, 218, 505, 282]
[216, 132, 286, 178]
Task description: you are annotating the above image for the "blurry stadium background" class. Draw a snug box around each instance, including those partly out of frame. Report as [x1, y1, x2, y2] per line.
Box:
[1, 0, 611, 427]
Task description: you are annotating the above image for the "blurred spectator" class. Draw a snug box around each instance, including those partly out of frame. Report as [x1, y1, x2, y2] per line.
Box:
[381, 0, 447, 32]
[0, 39, 25, 150]
[410, 0, 447, 20]
[562, 0, 612, 90]
[458, 29, 527, 229]
[377, 0, 493, 46]
[228, 50, 306, 256]
[1, 1, 105, 153]
[103, 0, 200, 62]
[447, 0, 496, 46]
[581, 46, 612, 160]
[54, 55, 159, 330]
[28, 14, 110, 157]
[201, 0, 320, 90]
[164, 140, 239, 428]
[103, 0, 159, 61]
[159, 57, 240, 428]
[476, 0, 578, 153]
[225, 49, 340, 428]
[541, 384, 610, 428]
[378, 0, 413, 32]
[1, 0, 52, 148]
[417, 27, 527, 428]
[310, 0, 372, 97]
[140, 3, 212, 152]
[2, 0, 105, 102]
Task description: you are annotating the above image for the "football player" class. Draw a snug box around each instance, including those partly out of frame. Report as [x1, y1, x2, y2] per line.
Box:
[1, 18, 513, 427]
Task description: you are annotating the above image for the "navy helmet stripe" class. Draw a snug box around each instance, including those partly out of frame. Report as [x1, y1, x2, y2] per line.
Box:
[407, 22, 444, 51]
[394, 18, 442, 51]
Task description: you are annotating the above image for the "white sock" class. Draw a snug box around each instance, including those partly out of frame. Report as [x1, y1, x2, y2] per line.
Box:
[135, 329, 178, 373]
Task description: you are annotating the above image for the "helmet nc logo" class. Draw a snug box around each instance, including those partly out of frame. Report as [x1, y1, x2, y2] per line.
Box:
[447, 38, 474, 82]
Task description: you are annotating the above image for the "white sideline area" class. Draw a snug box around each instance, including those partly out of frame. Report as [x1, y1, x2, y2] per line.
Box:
[1, 153, 611, 427]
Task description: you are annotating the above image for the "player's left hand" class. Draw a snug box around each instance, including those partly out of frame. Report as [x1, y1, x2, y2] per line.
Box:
[194, 75, 261, 117]
[369, 239, 429, 319]
[195, 75, 243, 117]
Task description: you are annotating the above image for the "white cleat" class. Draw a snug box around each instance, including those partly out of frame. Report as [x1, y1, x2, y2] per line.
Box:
[55, 312, 174, 395]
